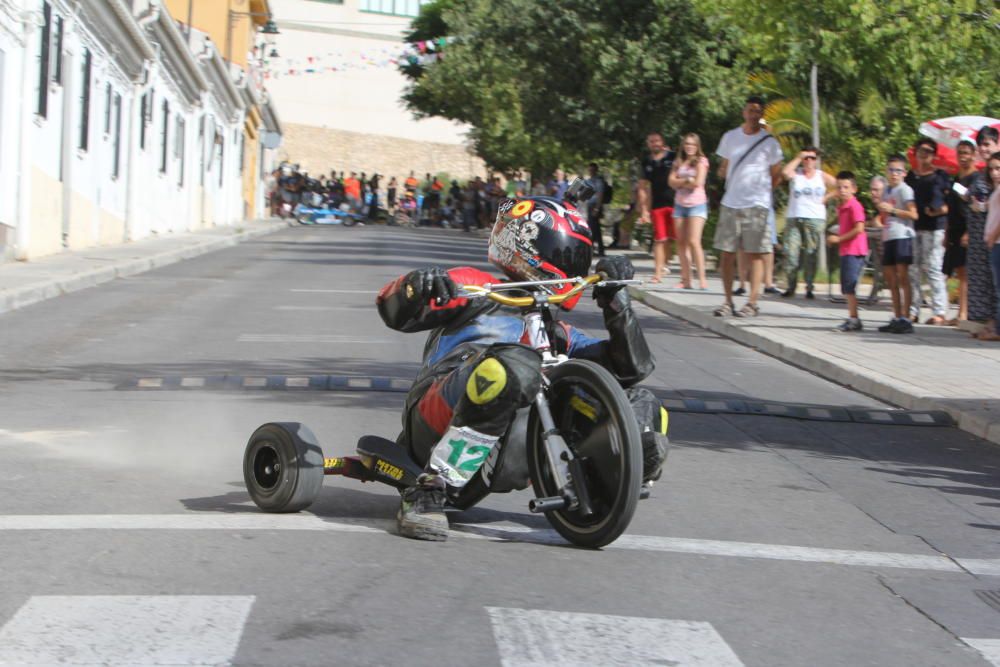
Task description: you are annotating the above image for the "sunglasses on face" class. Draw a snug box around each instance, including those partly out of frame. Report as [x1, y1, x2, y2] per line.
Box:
[802, 156, 817, 161]
[917, 148, 935, 155]
[888, 168, 906, 174]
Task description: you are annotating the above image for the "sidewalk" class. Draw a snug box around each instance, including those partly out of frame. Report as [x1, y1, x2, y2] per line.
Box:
[0, 219, 288, 316]
[614, 248, 1000, 447]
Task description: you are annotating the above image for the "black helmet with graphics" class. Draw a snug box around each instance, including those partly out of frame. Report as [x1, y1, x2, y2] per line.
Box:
[488, 196, 593, 309]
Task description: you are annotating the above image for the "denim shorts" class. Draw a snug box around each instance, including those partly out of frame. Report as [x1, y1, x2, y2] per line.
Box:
[840, 255, 866, 295]
[673, 203, 708, 219]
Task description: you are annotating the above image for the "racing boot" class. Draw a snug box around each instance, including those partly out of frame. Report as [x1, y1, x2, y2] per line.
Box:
[397, 473, 449, 541]
[641, 430, 669, 483]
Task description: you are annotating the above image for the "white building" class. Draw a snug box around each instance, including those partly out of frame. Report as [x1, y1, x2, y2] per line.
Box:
[264, 0, 482, 181]
[0, 0, 278, 262]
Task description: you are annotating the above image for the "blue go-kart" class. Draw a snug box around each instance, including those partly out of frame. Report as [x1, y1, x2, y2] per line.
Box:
[294, 197, 363, 227]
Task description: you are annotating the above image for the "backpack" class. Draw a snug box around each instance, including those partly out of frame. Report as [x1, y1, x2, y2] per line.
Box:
[601, 178, 614, 204]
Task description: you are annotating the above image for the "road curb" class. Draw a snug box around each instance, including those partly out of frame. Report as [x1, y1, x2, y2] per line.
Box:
[0, 221, 287, 316]
[631, 286, 1000, 447]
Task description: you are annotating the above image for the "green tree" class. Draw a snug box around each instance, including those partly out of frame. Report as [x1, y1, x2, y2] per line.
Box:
[402, 0, 750, 173]
[704, 0, 1000, 176]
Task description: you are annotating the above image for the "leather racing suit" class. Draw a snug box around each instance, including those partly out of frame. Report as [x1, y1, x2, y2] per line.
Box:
[376, 263, 668, 488]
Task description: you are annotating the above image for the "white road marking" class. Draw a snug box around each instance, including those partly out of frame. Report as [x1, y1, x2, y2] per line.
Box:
[347, 377, 372, 388]
[959, 559, 1000, 576]
[242, 377, 267, 388]
[0, 513, 996, 575]
[289, 288, 375, 294]
[0, 595, 254, 666]
[487, 607, 744, 666]
[237, 334, 392, 344]
[285, 377, 310, 388]
[963, 638, 1000, 666]
[180, 377, 205, 388]
[137, 378, 163, 388]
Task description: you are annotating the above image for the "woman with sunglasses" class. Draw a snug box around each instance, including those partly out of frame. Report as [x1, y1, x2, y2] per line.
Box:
[780, 147, 836, 299]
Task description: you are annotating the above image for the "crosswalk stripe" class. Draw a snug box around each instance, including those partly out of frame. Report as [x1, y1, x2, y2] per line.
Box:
[963, 638, 1000, 666]
[0, 513, 995, 575]
[487, 607, 744, 666]
[0, 595, 254, 666]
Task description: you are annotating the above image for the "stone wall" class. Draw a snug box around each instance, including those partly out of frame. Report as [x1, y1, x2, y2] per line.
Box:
[279, 124, 487, 182]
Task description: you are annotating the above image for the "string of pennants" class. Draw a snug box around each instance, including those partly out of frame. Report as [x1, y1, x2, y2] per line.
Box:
[263, 36, 457, 79]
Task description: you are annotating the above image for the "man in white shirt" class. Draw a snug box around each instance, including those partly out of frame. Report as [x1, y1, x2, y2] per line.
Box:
[713, 96, 784, 317]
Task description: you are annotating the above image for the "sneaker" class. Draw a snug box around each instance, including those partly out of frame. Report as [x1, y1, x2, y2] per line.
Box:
[835, 318, 863, 332]
[397, 473, 449, 541]
[891, 318, 915, 334]
[878, 318, 899, 333]
[781, 289, 796, 298]
[733, 287, 746, 296]
[734, 302, 760, 318]
[713, 302, 735, 317]
[763, 286, 781, 295]
[805, 289, 815, 300]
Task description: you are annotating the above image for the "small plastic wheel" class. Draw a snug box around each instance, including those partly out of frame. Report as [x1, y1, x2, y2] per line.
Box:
[243, 422, 324, 513]
[527, 360, 642, 548]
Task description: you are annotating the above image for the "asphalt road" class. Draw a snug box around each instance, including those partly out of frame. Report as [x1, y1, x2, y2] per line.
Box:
[0, 225, 998, 666]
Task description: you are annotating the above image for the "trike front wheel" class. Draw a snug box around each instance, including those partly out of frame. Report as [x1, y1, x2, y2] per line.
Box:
[526, 360, 642, 548]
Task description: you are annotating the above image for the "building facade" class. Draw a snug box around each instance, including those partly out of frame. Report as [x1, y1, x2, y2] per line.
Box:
[262, 0, 483, 182]
[0, 0, 281, 262]
[164, 0, 283, 221]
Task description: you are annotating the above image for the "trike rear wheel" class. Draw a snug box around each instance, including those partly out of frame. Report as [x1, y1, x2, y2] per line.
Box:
[243, 422, 324, 513]
[526, 360, 642, 548]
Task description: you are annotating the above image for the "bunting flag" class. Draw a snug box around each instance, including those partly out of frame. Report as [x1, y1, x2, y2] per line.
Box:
[261, 37, 458, 78]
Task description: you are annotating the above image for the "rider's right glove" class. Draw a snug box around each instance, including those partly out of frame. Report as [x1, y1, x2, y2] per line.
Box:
[404, 267, 459, 306]
[593, 256, 635, 310]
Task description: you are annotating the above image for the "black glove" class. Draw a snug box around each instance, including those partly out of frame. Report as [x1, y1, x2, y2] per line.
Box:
[404, 267, 459, 306]
[593, 256, 634, 309]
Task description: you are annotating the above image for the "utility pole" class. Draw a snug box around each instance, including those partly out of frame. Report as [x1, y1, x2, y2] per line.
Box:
[810, 63, 820, 148]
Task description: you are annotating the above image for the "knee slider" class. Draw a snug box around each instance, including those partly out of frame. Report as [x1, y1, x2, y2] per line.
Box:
[464, 344, 541, 407]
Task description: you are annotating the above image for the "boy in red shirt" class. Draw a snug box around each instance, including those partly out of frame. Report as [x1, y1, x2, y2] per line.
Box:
[827, 171, 869, 331]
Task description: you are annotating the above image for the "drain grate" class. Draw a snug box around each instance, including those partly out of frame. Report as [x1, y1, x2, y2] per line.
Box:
[976, 590, 1000, 614]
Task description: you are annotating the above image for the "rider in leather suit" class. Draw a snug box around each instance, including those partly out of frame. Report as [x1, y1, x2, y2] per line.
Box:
[377, 195, 668, 541]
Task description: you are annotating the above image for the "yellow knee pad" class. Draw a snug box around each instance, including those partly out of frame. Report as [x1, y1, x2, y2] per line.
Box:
[466, 357, 508, 405]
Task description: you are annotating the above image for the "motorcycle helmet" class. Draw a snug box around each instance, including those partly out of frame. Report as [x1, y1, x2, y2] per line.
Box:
[488, 196, 593, 310]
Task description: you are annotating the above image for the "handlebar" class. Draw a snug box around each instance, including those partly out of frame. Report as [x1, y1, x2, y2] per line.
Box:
[458, 274, 640, 307]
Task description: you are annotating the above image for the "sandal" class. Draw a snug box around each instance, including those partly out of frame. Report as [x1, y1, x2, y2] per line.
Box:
[650, 276, 662, 284]
[924, 316, 946, 325]
[713, 302, 734, 317]
[734, 302, 760, 318]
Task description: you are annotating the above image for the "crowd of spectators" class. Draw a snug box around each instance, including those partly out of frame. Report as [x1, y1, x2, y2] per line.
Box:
[630, 94, 1000, 341]
[268, 165, 606, 235]
[269, 97, 1000, 343]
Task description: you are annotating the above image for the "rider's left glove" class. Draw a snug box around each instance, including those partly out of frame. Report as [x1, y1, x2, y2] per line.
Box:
[593, 256, 634, 310]
[405, 267, 459, 306]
